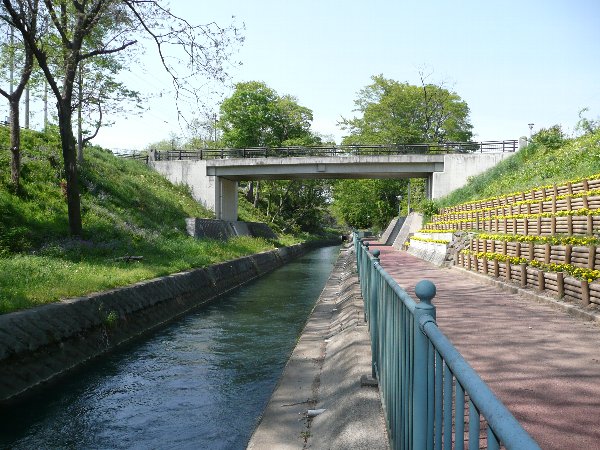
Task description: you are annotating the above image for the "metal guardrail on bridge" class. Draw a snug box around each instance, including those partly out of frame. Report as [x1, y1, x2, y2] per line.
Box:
[354, 234, 540, 450]
[149, 140, 518, 161]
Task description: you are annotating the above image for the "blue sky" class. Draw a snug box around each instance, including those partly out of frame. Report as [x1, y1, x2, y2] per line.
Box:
[53, 1, 600, 149]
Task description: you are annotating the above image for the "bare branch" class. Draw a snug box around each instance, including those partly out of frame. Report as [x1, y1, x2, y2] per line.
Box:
[79, 39, 137, 60]
[82, 100, 102, 144]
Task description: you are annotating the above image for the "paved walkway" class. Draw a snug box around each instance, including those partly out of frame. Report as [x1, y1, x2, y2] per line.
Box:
[369, 243, 600, 450]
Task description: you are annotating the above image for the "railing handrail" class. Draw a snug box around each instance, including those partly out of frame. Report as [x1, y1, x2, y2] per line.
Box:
[353, 233, 540, 450]
[143, 140, 518, 162]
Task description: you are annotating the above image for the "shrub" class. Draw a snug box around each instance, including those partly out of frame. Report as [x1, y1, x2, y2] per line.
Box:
[532, 125, 566, 149]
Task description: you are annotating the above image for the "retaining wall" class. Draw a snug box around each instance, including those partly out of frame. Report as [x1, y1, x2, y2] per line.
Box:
[392, 212, 423, 250]
[0, 241, 336, 404]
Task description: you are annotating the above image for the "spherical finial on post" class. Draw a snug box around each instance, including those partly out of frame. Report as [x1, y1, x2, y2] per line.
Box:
[371, 249, 380, 258]
[415, 280, 436, 305]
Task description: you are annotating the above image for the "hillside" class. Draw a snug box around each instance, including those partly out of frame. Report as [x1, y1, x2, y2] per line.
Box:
[0, 127, 288, 314]
[438, 128, 600, 208]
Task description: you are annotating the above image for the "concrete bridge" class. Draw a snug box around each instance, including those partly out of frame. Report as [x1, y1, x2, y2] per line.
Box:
[150, 141, 522, 221]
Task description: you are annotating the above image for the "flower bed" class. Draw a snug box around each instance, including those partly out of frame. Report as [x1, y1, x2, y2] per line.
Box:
[440, 173, 600, 215]
[458, 251, 600, 307]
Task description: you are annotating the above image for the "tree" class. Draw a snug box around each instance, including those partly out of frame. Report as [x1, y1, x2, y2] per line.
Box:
[332, 74, 472, 229]
[219, 81, 318, 148]
[0, 4, 36, 191]
[332, 179, 400, 229]
[184, 114, 220, 148]
[260, 179, 330, 233]
[218, 81, 329, 231]
[576, 108, 600, 136]
[2, 0, 243, 236]
[75, 55, 142, 162]
[340, 74, 473, 145]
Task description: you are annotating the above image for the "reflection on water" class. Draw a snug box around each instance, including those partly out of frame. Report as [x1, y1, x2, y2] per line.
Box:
[0, 245, 340, 450]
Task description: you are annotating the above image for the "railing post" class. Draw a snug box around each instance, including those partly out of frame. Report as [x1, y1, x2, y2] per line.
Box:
[363, 242, 370, 301]
[413, 280, 437, 450]
[369, 249, 380, 379]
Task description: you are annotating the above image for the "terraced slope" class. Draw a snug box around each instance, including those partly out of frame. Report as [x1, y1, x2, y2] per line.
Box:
[421, 173, 600, 308]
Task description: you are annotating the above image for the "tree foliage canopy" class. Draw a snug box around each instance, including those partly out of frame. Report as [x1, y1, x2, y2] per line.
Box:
[1, 0, 243, 235]
[218, 81, 328, 233]
[219, 81, 319, 148]
[340, 74, 473, 145]
[332, 74, 473, 229]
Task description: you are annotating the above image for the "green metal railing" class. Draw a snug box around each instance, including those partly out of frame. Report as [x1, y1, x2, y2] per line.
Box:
[354, 234, 540, 450]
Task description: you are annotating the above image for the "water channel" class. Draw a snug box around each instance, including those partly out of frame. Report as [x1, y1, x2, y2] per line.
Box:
[0, 245, 340, 449]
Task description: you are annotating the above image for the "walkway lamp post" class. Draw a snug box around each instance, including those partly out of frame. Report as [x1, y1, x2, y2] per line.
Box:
[397, 195, 402, 218]
[407, 180, 411, 214]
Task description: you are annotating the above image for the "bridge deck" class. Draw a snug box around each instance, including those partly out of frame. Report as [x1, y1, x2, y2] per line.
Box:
[367, 243, 600, 450]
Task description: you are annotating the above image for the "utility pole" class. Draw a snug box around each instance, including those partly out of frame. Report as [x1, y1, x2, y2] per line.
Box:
[24, 86, 29, 129]
[9, 27, 14, 96]
[43, 81, 48, 129]
[407, 179, 411, 214]
[213, 113, 218, 142]
[77, 66, 84, 162]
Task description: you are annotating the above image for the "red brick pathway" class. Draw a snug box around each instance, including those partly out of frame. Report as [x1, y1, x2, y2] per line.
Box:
[369, 243, 600, 450]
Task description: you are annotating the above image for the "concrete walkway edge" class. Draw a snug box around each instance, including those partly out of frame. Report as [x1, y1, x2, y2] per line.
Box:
[247, 244, 389, 449]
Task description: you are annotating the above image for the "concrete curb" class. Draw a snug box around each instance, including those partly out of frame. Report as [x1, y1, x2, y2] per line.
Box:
[0, 240, 338, 404]
[247, 244, 389, 449]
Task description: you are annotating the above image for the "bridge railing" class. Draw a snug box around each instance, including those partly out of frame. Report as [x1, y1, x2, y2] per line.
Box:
[150, 140, 518, 161]
[353, 234, 540, 450]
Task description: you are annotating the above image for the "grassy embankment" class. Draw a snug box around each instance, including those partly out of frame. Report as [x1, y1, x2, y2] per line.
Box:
[437, 129, 600, 208]
[0, 127, 303, 314]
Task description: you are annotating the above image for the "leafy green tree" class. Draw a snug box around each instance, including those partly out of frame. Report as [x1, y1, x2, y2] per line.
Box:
[2, 0, 242, 236]
[340, 74, 473, 144]
[576, 108, 599, 136]
[332, 74, 472, 229]
[0, 6, 36, 191]
[332, 179, 402, 229]
[531, 125, 566, 150]
[260, 179, 330, 233]
[218, 81, 328, 231]
[219, 81, 318, 148]
[332, 178, 428, 230]
[75, 56, 142, 162]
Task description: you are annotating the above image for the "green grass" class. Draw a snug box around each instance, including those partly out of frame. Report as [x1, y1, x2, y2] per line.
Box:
[0, 127, 301, 314]
[0, 235, 274, 313]
[438, 129, 600, 208]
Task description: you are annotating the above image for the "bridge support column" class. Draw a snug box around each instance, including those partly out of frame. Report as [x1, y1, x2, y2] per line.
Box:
[425, 174, 433, 200]
[215, 177, 238, 221]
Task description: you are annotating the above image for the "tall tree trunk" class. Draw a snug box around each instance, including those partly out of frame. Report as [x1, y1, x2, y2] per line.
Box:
[245, 181, 254, 202]
[9, 97, 21, 190]
[253, 180, 260, 208]
[58, 101, 82, 236]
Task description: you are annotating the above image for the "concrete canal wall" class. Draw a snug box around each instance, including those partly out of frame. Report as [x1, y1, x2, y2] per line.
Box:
[0, 241, 337, 404]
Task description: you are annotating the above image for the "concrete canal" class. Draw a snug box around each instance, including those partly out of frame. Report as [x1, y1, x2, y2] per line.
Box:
[0, 245, 340, 449]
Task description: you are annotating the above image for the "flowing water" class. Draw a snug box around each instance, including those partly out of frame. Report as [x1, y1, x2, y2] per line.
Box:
[0, 245, 340, 450]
